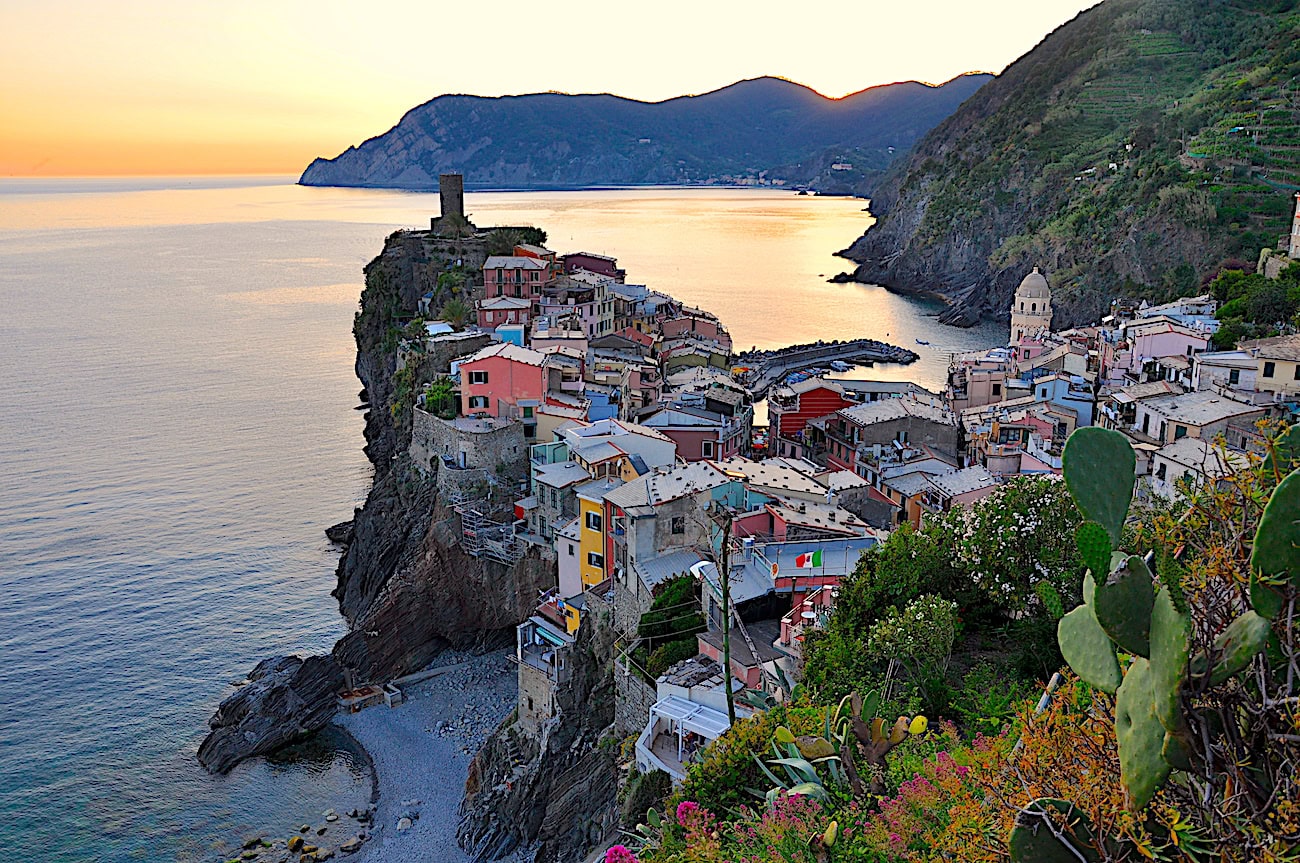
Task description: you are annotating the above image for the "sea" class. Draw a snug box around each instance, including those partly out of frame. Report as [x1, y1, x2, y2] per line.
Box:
[0, 177, 1001, 862]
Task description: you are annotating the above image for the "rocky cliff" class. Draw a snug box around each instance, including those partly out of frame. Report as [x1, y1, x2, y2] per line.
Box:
[842, 0, 1300, 328]
[199, 227, 554, 772]
[299, 75, 990, 192]
[459, 608, 619, 862]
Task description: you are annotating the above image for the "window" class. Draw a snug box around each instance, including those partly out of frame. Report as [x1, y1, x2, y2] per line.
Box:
[468, 396, 489, 409]
[701, 440, 715, 458]
[1031, 303, 1037, 313]
[585, 511, 602, 532]
[1294, 365, 1300, 381]
[469, 370, 489, 385]
[1156, 462, 1167, 481]
[1265, 362, 1276, 378]
[671, 516, 685, 535]
[1174, 425, 1188, 440]
[522, 406, 534, 419]
[1229, 369, 1240, 386]
[1142, 414, 1150, 435]
[992, 383, 1002, 396]
[567, 543, 574, 557]
[587, 551, 604, 569]
[1040, 388, 1047, 398]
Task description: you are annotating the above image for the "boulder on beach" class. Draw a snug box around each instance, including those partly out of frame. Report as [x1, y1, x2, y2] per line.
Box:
[197, 654, 343, 774]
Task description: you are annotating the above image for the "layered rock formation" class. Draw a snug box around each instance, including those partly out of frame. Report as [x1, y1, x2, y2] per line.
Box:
[198, 655, 343, 774]
[459, 609, 619, 862]
[200, 227, 554, 772]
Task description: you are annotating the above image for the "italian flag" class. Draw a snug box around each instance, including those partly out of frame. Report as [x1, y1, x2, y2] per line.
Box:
[795, 550, 823, 569]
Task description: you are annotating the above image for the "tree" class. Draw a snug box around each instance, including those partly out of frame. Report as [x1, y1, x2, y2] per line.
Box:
[439, 297, 471, 329]
[485, 228, 524, 256]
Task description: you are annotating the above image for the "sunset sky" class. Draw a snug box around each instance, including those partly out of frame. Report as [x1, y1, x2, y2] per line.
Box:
[1, 0, 1100, 177]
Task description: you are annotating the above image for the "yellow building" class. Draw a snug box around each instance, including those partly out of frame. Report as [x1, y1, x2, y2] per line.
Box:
[575, 479, 621, 587]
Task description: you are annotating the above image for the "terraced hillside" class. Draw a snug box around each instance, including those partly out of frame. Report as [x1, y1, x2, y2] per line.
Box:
[843, 0, 1300, 327]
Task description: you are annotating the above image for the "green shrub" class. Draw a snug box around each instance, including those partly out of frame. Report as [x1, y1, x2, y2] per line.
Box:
[621, 768, 672, 829]
[646, 639, 698, 679]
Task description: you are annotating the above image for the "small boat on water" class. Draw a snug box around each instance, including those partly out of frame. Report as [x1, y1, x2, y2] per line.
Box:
[830, 361, 853, 372]
[915, 339, 930, 346]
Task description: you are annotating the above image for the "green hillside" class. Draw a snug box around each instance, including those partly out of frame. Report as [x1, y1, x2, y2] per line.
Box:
[843, 0, 1300, 326]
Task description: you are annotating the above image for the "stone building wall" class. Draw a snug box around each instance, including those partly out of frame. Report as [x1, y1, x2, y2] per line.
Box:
[517, 661, 557, 739]
[613, 655, 658, 739]
[410, 410, 528, 478]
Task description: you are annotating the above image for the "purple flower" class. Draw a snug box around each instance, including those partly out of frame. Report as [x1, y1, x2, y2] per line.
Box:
[676, 800, 700, 826]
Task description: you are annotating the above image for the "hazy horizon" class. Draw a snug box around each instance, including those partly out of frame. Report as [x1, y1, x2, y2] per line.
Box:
[2, 0, 1099, 177]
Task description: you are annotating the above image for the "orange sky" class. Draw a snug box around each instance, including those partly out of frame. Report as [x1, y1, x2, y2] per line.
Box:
[0, 0, 1100, 177]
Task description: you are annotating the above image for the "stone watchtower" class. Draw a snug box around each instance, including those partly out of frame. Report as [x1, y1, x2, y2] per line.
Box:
[430, 173, 468, 233]
[440, 173, 464, 221]
[1010, 267, 1053, 344]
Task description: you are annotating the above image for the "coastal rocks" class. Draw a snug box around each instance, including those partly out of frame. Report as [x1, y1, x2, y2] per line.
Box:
[197, 655, 343, 774]
[459, 616, 620, 863]
[339, 836, 362, 854]
[332, 504, 553, 681]
[325, 519, 355, 546]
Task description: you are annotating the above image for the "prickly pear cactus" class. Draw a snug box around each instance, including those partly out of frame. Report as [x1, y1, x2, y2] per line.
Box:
[1058, 602, 1121, 693]
[1147, 586, 1190, 733]
[1250, 469, 1300, 619]
[1114, 658, 1172, 809]
[1062, 427, 1135, 545]
[1009, 798, 1101, 863]
[1207, 611, 1271, 684]
[1094, 556, 1155, 658]
[1075, 521, 1112, 580]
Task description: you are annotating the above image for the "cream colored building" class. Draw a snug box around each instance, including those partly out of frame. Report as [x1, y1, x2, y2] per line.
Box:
[1243, 333, 1300, 398]
[1010, 267, 1054, 344]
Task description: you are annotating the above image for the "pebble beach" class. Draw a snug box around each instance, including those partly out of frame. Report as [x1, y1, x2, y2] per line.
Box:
[338, 648, 519, 863]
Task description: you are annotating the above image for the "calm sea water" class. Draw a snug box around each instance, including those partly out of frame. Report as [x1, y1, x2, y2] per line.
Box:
[0, 178, 1000, 862]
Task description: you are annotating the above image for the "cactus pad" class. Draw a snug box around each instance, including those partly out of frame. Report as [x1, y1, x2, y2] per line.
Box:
[1251, 469, 1300, 594]
[1264, 423, 1300, 478]
[1062, 427, 1136, 545]
[1009, 798, 1101, 863]
[1094, 556, 1155, 658]
[1075, 521, 1113, 579]
[1115, 658, 1173, 809]
[1209, 611, 1271, 684]
[1059, 604, 1121, 693]
[1147, 586, 1190, 732]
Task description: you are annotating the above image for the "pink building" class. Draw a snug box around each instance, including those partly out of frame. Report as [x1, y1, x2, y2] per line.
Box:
[459, 342, 548, 417]
[1102, 319, 1210, 381]
[476, 296, 532, 330]
[641, 407, 746, 461]
[483, 255, 553, 301]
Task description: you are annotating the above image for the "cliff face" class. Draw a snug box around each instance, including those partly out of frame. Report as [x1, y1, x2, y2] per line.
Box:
[842, 0, 1300, 328]
[298, 75, 990, 192]
[459, 609, 619, 862]
[200, 228, 554, 772]
[332, 231, 553, 680]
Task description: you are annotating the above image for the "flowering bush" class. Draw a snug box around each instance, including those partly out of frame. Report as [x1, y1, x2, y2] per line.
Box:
[605, 844, 639, 863]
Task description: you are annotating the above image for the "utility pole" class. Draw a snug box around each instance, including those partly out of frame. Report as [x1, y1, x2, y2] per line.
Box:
[718, 508, 736, 726]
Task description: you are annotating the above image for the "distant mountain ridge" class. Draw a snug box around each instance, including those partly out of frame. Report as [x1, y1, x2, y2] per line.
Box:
[298, 74, 992, 191]
[842, 0, 1300, 327]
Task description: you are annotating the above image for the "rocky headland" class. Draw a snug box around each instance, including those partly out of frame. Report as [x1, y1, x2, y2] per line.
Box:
[200, 224, 620, 862]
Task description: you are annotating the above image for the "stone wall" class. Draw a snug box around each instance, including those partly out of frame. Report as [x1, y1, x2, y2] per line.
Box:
[410, 410, 528, 479]
[613, 654, 658, 739]
[518, 661, 557, 738]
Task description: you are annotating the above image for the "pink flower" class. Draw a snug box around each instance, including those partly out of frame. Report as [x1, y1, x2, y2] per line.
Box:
[676, 800, 700, 826]
[604, 845, 638, 863]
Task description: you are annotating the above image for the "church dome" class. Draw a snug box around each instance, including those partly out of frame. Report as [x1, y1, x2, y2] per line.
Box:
[1016, 267, 1051, 300]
